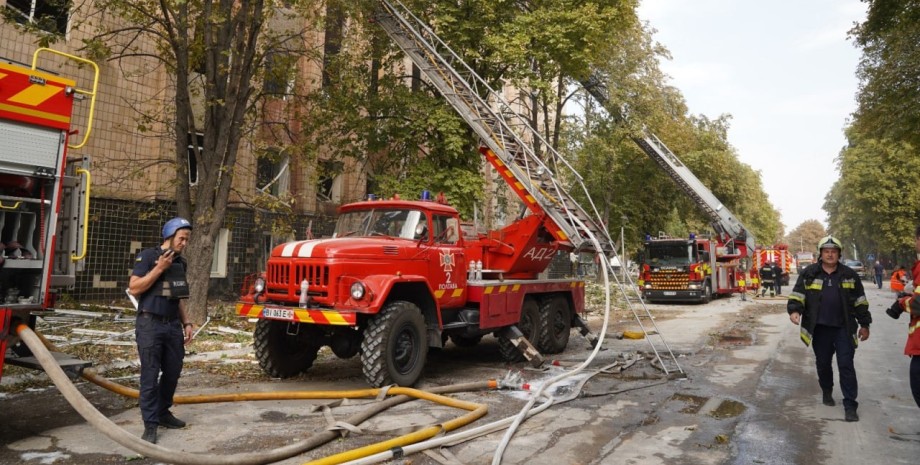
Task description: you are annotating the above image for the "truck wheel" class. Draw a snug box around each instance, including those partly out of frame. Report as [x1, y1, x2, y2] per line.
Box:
[498, 297, 539, 362]
[701, 281, 712, 304]
[538, 295, 571, 354]
[253, 319, 322, 378]
[450, 334, 483, 347]
[361, 301, 427, 387]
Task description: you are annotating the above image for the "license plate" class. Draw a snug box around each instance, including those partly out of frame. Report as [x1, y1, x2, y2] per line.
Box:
[663, 291, 676, 296]
[262, 307, 294, 320]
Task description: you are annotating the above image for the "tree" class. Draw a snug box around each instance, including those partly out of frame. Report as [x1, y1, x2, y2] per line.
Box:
[69, 1, 322, 322]
[849, 0, 920, 148]
[784, 220, 827, 253]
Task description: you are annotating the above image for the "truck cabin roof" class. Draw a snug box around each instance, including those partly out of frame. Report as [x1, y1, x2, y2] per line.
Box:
[339, 199, 459, 215]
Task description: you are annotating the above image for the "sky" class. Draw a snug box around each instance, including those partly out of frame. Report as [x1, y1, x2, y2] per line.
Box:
[636, 0, 868, 233]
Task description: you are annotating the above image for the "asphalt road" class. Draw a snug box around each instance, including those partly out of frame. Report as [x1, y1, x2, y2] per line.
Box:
[2, 280, 919, 465]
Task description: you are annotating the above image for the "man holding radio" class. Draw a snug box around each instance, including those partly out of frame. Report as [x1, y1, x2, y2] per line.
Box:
[128, 217, 195, 443]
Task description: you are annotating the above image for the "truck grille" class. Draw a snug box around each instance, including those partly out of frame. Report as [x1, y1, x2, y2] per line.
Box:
[649, 271, 689, 290]
[266, 262, 330, 298]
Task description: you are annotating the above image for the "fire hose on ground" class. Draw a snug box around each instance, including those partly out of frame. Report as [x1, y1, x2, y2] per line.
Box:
[17, 322, 495, 465]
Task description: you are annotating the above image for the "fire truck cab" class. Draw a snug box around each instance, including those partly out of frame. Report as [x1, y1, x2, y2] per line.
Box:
[639, 233, 748, 303]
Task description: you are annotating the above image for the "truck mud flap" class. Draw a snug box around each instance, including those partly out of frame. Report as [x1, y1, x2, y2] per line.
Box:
[498, 326, 544, 368]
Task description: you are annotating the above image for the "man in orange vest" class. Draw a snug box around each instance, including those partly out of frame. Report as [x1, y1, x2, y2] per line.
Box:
[891, 265, 908, 295]
[885, 225, 920, 408]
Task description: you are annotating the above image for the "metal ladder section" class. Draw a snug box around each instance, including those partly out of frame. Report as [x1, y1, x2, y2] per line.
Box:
[581, 82, 755, 252]
[633, 135, 756, 252]
[376, 1, 683, 376]
[376, 0, 610, 253]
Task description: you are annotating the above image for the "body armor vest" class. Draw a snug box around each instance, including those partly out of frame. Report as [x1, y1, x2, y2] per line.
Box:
[149, 258, 189, 299]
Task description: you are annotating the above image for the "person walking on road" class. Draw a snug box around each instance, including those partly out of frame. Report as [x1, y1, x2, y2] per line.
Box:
[885, 226, 920, 409]
[787, 236, 871, 422]
[128, 217, 196, 443]
[772, 261, 784, 295]
[874, 261, 885, 289]
[891, 265, 909, 295]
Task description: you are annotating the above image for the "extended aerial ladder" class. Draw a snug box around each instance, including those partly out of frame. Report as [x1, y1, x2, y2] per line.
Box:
[580, 76, 757, 255]
[375, 0, 683, 375]
[375, 1, 610, 254]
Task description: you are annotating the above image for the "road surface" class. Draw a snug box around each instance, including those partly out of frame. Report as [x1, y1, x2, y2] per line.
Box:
[1, 281, 918, 464]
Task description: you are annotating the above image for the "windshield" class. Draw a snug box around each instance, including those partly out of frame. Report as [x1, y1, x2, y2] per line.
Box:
[333, 208, 426, 240]
[646, 243, 693, 266]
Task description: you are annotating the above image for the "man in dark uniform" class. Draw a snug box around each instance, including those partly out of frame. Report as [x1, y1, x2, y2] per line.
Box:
[787, 236, 871, 422]
[772, 261, 784, 295]
[128, 217, 195, 443]
[759, 261, 776, 297]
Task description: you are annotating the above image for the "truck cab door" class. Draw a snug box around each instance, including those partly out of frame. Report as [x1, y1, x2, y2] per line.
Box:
[427, 214, 466, 308]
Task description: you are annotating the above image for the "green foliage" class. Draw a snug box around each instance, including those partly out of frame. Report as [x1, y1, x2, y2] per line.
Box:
[837, 1, 920, 263]
[849, 0, 920, 148]
[825, 133, 920, 261]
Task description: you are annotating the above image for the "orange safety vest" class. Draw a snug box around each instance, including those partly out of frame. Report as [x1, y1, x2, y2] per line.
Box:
[891, 270, 907, 292]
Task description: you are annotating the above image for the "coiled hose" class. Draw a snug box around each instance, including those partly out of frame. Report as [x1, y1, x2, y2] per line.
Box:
[17, 323, 495, 465]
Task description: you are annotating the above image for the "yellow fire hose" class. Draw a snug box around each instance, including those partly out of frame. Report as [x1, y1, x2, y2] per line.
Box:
[20, 324, 496, 465]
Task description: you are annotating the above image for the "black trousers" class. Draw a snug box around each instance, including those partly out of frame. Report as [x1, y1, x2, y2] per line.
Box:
[911, 356, 920, 409]
[812, 324, 858, 410]
[135, 316, 185, 426]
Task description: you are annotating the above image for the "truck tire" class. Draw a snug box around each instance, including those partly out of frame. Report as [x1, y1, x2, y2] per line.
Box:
[361, 301, 427, 387]
[498, 297, 539, 362]
[538, 295, 571, 354]
[253, 319, 322, 378]
[701, 281, 712, 304]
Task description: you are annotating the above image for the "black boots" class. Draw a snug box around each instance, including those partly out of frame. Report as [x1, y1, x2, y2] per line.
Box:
[822, 389, 835, 406]
[141, 424, 157, 443]
[845, 407, 859, 422]
[159, 411, 187, 429]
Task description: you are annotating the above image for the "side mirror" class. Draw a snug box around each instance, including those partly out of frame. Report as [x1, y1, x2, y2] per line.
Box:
[415, 223, 428, 241]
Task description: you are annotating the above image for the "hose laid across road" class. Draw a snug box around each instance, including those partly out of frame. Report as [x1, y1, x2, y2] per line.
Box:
[18, 323, 495, 465]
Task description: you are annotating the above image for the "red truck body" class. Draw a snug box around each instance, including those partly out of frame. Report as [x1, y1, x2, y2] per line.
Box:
[0, 50, 95, 382]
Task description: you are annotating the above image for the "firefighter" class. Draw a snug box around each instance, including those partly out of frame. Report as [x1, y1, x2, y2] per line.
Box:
[787, 236, 871, 422]
[759, 261, 776, 297]
[128, 217, 196, 443]
[885, 225, 920, 409]
[772, 261, 784, 296]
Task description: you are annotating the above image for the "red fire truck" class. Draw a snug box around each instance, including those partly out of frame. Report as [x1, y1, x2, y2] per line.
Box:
[639, 232, 751, 303]
[0, 49, 97, 382]
[754, 244, 794, 286]
[238, 1, 692, 387]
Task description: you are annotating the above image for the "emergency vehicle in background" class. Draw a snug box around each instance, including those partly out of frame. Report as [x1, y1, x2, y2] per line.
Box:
[237, 1, 631, 388]
[0, 49, 97, 382]
[578, 67, 757, 305]
[753, 244, 794, 285]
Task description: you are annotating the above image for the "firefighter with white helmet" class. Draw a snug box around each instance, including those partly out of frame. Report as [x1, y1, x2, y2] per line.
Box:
[787, 235, 871, 422]
[128, 217, 195, 443]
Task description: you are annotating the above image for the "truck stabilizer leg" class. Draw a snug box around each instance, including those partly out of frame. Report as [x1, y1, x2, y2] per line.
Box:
[499, 326, 544, 367]
[572, 314, 600, 347]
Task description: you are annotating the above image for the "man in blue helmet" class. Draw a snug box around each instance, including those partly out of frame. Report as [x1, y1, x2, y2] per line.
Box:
[787, 235, 871, 422]
[128, 217, 195, 443]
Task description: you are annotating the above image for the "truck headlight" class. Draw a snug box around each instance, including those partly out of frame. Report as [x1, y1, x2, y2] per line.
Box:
[688, 284, 700, 290]
[254, 277, 266, 294]
[350, 282, 366, 300]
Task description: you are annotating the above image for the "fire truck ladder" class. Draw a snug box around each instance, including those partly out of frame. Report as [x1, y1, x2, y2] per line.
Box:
[375, 0, 610, 253]
[581, 79, 756, 254]
[376, 1, 683, 377]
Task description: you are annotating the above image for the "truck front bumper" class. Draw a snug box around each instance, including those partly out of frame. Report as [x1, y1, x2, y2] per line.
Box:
[642, 289, 704, 302]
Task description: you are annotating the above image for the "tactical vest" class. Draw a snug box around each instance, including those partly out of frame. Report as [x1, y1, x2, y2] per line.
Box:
[148, 258, 189, 299]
